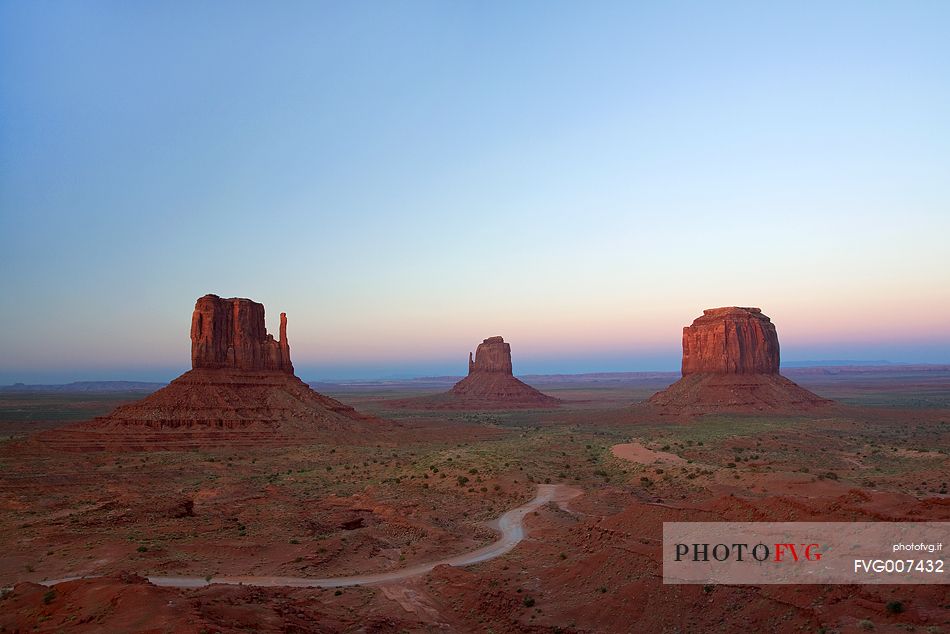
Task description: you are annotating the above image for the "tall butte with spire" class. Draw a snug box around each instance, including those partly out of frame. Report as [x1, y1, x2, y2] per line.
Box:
[190, 295, 294, 373]
[42, 294, 389, 450]
[448, 336, 559, 408]
[648, 307, 830, 412]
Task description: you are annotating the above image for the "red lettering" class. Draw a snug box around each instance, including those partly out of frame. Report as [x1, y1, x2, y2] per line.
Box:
[774, 543, 800, 562]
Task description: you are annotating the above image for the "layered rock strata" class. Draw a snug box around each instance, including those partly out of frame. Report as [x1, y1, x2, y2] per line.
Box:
[448, 336, 559, 407]
[649, 307, 830, 412]
[681, 307, 779, 375]
[42, 295, 389, 450]
[190, 294, 293, 372]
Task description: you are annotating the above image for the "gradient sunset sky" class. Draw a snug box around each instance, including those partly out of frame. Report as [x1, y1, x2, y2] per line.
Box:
[1, 1, 948, 383]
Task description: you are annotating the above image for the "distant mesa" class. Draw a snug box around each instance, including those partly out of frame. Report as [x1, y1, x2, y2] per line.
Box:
[386, 336, 559, 410]
[40, 294, 393, 450]
[464, 336, 512, 375]
[648, 307, 831, 413]
[450, 336, 557, 405]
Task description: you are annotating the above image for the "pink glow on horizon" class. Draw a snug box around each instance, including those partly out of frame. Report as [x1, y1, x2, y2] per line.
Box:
[4, 295, 949, 375]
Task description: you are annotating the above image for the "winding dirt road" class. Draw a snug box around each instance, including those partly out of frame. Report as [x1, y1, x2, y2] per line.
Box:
[43, 483, 581, 590]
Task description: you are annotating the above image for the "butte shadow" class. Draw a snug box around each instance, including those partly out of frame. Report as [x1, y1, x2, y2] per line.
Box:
[383, 336, 560, 410]
[38, 294, 400, 450]
[645, 307, 832, 415]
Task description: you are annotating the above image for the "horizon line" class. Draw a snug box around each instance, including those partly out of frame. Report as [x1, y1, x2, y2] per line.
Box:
[4, 359, 950, 388]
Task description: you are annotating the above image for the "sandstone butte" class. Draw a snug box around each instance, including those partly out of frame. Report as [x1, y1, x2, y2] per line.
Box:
[648, 307, 830, 412]
[190, 294, 293, 373]
[41, 294, 391, 450]
[448, 336, 559, 408]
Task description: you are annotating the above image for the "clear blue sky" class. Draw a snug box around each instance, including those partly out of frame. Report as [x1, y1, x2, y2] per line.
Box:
[1, 1, 948, 383]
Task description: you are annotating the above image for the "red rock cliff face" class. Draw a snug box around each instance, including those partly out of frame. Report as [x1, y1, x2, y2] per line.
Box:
[443, 336, 558, 407]
[681, 307, 780, 376]
[468, 336, 514, 375]
[41, 293, 390, 449]
[190, 294, 293, 372]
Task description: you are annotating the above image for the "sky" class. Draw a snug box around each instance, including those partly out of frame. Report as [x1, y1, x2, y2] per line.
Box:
[1, 1, 948, 383]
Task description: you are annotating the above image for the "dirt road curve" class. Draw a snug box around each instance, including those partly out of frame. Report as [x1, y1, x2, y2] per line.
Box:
[42, 483, 582, 590]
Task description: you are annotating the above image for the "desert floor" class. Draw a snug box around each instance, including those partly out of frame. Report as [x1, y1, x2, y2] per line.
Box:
[0, 369, 947, 632]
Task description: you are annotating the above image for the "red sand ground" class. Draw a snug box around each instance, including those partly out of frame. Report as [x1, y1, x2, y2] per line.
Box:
[611, 442, 686, 465]
[1, 369, 948, 632]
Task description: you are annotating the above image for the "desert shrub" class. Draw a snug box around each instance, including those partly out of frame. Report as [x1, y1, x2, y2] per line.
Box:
[523, 596, 535, 607]
[885, 600, 904, 614]
[42, 589, 55, 605]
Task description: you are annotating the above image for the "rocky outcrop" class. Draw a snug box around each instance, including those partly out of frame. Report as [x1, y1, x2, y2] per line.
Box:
[448, 337, 559, 408]
[682, 307, 779, 375]
[467, 336, 514, 375]
[647, 372, 830, 412]
[190, 295, 292, 372]
[383, 336, 559, 410]
[42, 294, 392, 450]
[649, 307, 830, 413]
